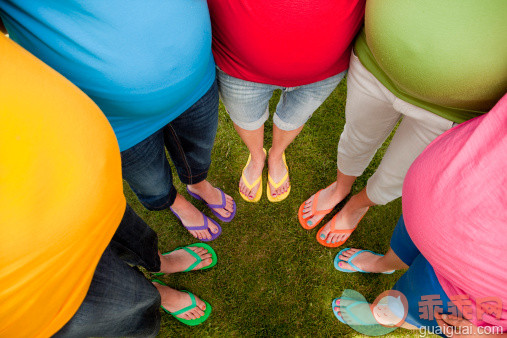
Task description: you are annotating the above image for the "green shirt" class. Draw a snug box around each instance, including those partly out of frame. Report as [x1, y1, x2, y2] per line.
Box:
[355, 0, 507, 123]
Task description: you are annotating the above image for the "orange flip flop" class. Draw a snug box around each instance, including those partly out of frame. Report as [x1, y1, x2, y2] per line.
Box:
[316, 208, 369, 247]
[298, 189, 334, 230]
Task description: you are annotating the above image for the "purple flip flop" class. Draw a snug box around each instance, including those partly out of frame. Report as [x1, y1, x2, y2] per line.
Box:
[187, 187, 236, 222]
[170, 207, 222, 242]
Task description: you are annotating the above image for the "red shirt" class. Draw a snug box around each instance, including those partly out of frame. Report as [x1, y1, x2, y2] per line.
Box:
[208, 0, 365, 87]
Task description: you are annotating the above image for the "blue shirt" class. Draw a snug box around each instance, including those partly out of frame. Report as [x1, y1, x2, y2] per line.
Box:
[0, 0, 216, 151]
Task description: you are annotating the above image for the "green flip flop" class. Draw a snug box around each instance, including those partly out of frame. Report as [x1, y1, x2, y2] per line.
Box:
[154, 243, 217, 276]
[152, 279, 212, 326]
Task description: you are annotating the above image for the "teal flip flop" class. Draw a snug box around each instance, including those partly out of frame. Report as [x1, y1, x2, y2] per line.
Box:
[332, 297, 375, 326]
[154, 243, 217, 276]
[334, 248, 394, 274]
[152, 279, 212, 326]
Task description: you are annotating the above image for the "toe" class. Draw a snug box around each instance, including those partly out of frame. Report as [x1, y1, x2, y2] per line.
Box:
[196, 298, 206, 311]
[194, 307, 205, 317]
[201, 229, 211, 240]
[337, 261, 354, 272]
[208, 223, 218, 235]
[319, 223, 331, 240]
[201, 257, 213, 267]
[339, 248, 358, 260]
[201, 253, 212, 260]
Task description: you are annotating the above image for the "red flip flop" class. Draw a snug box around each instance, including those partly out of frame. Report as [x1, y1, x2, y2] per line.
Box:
[298, 189, 334, 230]
[316, 208, 369, 247]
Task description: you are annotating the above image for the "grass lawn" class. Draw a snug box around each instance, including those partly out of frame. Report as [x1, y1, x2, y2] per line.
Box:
[124, 79, 434, 337]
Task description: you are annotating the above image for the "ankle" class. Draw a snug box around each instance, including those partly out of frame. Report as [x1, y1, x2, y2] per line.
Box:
[188, 180, 210, 194]
[251, 150, 266, 164]
[171, 195, 194, 215]
[374, 256, 397, 272]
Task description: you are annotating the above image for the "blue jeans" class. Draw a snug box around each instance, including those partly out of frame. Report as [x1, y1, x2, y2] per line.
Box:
[217, 67, 345, 131]
[121, 80, 219, 210]
[54, 204, 162, 337]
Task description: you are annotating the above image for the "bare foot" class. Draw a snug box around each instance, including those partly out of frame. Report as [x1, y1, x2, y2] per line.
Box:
[188, 180, 234, 218]
[153, 282, 206, 321]
[267, 152, 289, 198]
[240, 151, 266, 200]
[336, 248, 393, 273]
[158, 247, 213, 273]
[319, 205, 369, 245]
[301, 182, 349, 227]
[171, 194, 219, 240]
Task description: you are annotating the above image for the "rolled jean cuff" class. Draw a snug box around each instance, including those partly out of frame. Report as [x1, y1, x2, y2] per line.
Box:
[229, 107, 269, 131]
[138, 184, 178, 211]
[273, 112, 306, 131]
[177, 167, 209, 186]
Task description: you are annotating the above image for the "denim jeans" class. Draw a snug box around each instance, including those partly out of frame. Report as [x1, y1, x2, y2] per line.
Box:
[54, 204, 162, 337]
[121, 80, 219, 210]
[217, 67, 345, 131]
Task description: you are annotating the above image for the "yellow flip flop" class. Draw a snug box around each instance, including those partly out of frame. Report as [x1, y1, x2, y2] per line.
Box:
[239, 148, 266, 203]
[267, 151, 291, 202]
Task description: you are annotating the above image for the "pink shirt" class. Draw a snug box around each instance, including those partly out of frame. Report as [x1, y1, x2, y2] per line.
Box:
[403, 95, 507, 329]
[208, 0, 365, 87]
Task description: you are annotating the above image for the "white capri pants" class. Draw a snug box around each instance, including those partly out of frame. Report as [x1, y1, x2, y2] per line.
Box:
[337, 51, 455, 205]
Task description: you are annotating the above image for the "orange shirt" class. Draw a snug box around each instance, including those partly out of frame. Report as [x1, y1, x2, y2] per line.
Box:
[0, 35, 126, 337]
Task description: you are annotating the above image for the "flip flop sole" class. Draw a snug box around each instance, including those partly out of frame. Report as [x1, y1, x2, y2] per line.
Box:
[154, 280, 212, 326]
[171, 208, 222, 242]
[239, 149, 266, 203]
[168, 299, 212, 326]
[154, 243, 218, 275]
[298, 189, 334, 230]
[316, 226, 354, 247]
[334, 248, 394, 274]
[316, 210, 368, 247]
[266, 183, 290, 202]
[266, 151, 290, 203]
[240, 180, 262, 203]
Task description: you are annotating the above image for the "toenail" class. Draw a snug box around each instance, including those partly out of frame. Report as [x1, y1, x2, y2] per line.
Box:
[320, 234, 326, 239]
[307, 221, 313, 226]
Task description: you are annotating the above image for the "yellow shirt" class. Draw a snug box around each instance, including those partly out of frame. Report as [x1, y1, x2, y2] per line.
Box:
[0, 35, 126, 337]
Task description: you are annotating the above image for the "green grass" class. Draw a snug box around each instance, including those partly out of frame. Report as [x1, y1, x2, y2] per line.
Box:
[124, 79, 432, 337]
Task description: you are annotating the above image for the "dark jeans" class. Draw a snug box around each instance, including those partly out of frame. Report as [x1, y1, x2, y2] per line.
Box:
[121, 80, 219, 210]
[54, 204, 162, 337]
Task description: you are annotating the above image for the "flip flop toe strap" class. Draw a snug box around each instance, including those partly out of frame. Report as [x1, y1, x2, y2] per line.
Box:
[182, 217, 209, 231]
[206, 188, 227, 209]
[170, 291, 197, 316]
[267, 171, 288, 189]
[182, 247, 202, 272]
[308, 189, 333, 216]
[172, 208, 210, 231]
[241, 171, 261, 190]
[346, 250, 371, 273]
